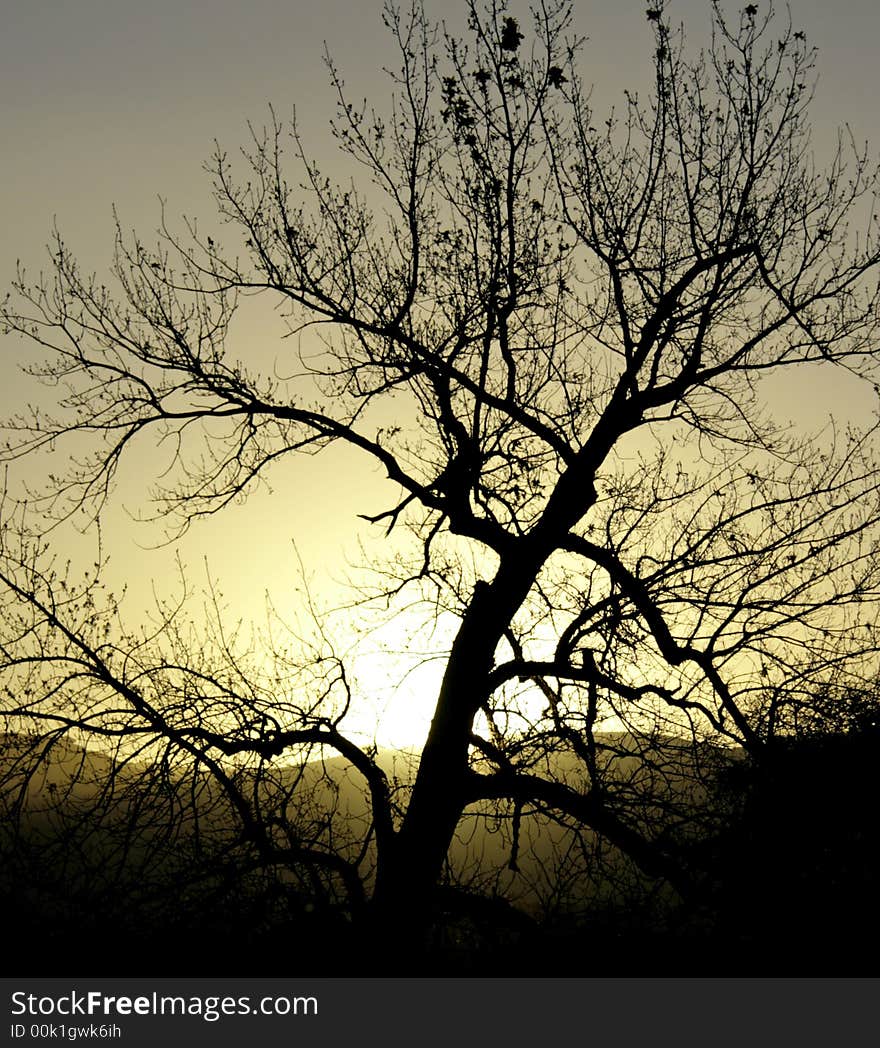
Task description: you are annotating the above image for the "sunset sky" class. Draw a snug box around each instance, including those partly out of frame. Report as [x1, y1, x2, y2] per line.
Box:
[2, 0, 878, 746]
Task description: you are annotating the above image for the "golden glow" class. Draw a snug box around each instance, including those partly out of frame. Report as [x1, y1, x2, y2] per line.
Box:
[3, 0, 880, 762]
[346, 643, 444, 750]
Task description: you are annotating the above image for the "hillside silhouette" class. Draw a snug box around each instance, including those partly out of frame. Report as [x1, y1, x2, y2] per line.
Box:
[3, 729, 877, 975]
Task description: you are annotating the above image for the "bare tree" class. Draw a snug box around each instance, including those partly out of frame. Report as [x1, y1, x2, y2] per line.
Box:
[2, 0, 880, 959]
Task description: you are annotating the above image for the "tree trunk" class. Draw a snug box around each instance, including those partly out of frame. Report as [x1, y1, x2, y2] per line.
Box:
[370, 550, 548, 950]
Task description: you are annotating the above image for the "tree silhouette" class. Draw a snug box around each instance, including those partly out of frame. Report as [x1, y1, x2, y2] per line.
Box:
[2, 0, 880, 969]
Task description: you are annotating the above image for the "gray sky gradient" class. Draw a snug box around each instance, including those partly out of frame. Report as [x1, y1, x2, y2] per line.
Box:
[1, 1, 878, 743]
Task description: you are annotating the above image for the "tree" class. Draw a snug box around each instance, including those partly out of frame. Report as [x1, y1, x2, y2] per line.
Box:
[2, 0, 880, 966]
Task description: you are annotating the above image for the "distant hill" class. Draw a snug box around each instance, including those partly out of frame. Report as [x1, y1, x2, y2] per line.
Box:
[0, 729, 727, 939]
[3, 727, 876, 975]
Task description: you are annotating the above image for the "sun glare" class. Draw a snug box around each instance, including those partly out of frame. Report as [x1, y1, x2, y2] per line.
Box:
[346, 644, 443, 751]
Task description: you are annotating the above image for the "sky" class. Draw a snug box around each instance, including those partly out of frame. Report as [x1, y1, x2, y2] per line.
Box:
[1, 0, 879, 747]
